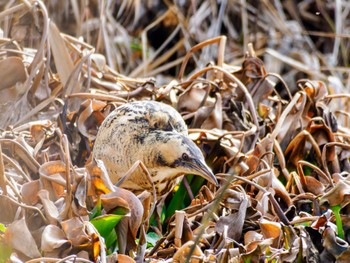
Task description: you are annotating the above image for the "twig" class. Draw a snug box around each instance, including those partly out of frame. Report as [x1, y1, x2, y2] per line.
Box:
[1, 194, 48, 224]
[0, 144, 7, 195]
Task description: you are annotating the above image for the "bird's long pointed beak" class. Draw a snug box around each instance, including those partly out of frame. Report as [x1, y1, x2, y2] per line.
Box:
[192, 159, 218, 186]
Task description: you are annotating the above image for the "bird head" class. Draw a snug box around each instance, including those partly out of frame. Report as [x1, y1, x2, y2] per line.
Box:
[146, 132, 218, 186]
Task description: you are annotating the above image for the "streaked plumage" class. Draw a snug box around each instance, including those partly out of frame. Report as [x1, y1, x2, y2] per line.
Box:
[92, 100, 217, 198]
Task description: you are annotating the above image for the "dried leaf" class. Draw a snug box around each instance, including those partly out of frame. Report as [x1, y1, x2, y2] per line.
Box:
[4, 218, 41, 258]
[41, 225, 71, 253]
[259, 219, 281, 247]
[48, 21, 76, 93]
[173, 241, 204, 263]
[215, 190, 249, 241]
[0, 196, 20, 224]
[39, 161, 67, 200]
[37, 189, 60, 225]
[320, 180, 350, 207]
[0, 57, 27, 91]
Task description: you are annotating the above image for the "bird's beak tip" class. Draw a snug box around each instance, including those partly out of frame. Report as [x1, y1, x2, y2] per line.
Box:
[196, 161, 218, 186]
[206, 175, 218, 186]
[207, 171, 218, 186]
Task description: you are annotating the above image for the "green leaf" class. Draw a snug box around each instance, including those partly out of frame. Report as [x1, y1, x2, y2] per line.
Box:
[0, 224, 6, 232]
[104, 229, 118, 251]
[0, 241, 11, 263]
[89, 198, 103, 220]
[146, 232, 160, 248]
[110, 206, 130, 216]
[90, 214, 126, 238]
[165, 174, 205, 219]
[330, 204, 344, 239]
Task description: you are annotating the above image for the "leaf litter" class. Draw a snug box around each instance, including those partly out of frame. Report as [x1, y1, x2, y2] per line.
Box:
[0, 0, 350, 262]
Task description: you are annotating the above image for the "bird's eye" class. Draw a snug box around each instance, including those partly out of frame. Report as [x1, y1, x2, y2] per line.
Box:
[182, 153, 189, 161]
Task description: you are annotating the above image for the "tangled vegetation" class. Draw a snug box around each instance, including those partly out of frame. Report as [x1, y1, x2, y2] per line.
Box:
[0, 1, 349, 262]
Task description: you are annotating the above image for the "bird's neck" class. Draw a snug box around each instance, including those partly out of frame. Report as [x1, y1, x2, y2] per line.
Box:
[150, 168, 184, 196]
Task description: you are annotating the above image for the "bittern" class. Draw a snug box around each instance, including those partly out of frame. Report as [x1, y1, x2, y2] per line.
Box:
[92, 100, 217, 198]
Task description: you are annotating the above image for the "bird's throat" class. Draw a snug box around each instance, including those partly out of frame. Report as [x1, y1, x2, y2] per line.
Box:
[151, 168, 184, 197]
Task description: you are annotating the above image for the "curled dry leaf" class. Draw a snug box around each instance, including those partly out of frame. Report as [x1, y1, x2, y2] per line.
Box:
[320, 180, 350, 207]
[0, 57, 27, 91]
[173, 241, 204, 263]
[177, 83, 221, 129]
[102, 189, 142, 253]
[0, 195, 20, 224]
[61, 217, 93, 249]
[41, 224, 71, 255]
[304, 176, 325, 196]
[86, 158, 115, 195]
[37, 189, 60, 225]
[240, 237, 274, 263]
[201, 93, 223, 129]
[0, 1, 349, 261]
[0, 56, 28, 128]
[244, 231, 263, 253]
[215, 189, 249, 241]
[234, 56, 273, 105]
[48, 21, 76, 94]
[322, 227, 348, 259]
[4, 218, 41, 259]
[30, 123, 50, 144]
[72, 168, 89, 216]
[259, 219, 282, 248]
[107, 253, 136, 263]
[87, 157, 143, 254]
[273, 91, 307, 145]
[39, 161, 67, 200]
[77, 99, 107, 140]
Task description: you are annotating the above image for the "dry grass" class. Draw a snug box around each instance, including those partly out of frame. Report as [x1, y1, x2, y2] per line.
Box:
[0, 0, 350, 262]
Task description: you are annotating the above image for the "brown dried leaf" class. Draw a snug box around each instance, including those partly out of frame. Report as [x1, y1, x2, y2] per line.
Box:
[0, 57, 27, 91]
[0, 195, 20, 224]
[259, 219, 281, 247]
[272, 92, 307, 143]
[173, 241, 204, 263]
[21, 180, 40, 205]
[4, 218, 41, 258]
[244, 231, 263, 253]
[77, 99, 106, 140]
[322, 227, 348, 259]
[86, 158, 115, 195]
[87, 158, 143, 253]
[72, 168, 89, 216]
[48, 21, 75, 93]
[61, 217, 90, 247]
[41, 225, 71, 253]
[30, 123, 49, 144]
[191, 104, 215, 128]
[37, 189, 60, 225]
[215, 190, 249, 241]
[320, 180, 350, 207]
[39, 161, 67, 200]
[201, 93, 223, 129]
[0, 139, 40, 175]
[91, 53, 107, 72]
[100, 192, 130, 214]
[178, 84, 207, 112]
[304, 176, 325, 196]
[111, 254, 136, 263]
